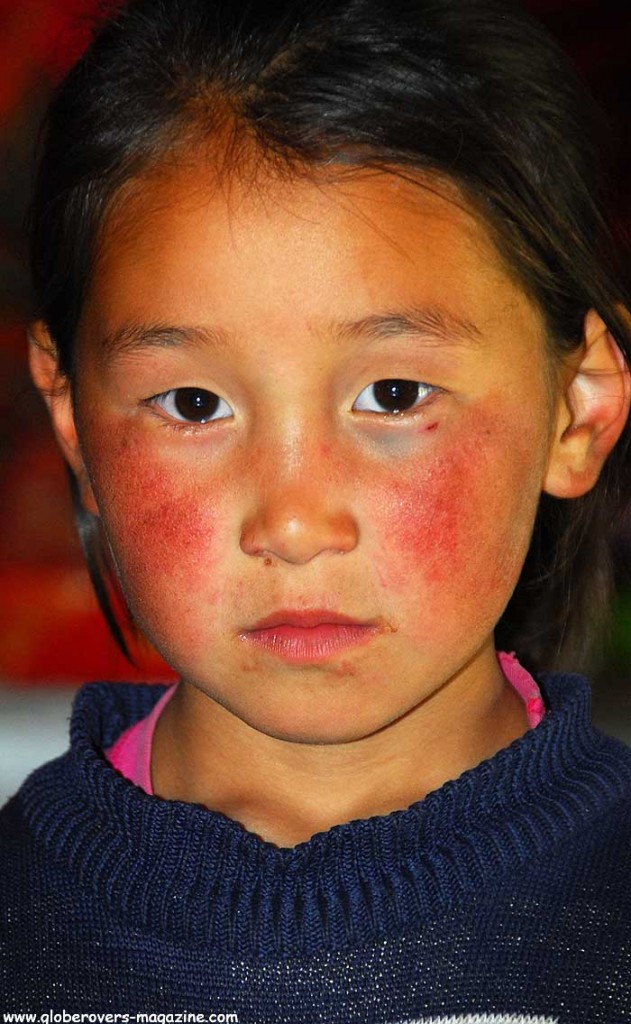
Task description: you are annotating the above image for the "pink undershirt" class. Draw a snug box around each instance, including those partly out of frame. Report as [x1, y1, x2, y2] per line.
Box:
[105, 651, 547, 795]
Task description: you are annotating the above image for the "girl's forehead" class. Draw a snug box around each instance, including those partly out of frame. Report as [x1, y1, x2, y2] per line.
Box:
[94, 157, 520, 282]
[82, 155, 546, 361]
[103, 159, 468, 239]
[99, 152, 489, 255]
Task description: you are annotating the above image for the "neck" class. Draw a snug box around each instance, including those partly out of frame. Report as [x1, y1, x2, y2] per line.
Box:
[152, 647, 528, 848]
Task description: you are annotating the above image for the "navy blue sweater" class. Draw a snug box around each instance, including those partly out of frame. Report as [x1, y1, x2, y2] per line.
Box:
[1, 673, 630, 1021]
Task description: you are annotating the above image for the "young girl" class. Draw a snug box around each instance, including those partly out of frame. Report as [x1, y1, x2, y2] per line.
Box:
[1, 0, 630, 1017]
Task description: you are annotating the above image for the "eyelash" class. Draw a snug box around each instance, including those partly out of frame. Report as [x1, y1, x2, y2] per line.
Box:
[147, 379, 438, 427]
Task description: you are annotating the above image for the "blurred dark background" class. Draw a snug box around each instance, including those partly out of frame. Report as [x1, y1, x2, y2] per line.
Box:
[0, 0, 630, 745]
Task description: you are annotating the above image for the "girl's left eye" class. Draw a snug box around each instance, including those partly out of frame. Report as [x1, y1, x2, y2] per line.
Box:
[150, 387, 233, 423]
[353, 379, 435, 415]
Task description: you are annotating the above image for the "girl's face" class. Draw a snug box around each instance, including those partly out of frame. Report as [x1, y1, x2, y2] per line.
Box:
[71, 161, 561, 743]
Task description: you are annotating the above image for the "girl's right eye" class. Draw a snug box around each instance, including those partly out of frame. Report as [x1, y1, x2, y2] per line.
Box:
[150, 388, 233, 424]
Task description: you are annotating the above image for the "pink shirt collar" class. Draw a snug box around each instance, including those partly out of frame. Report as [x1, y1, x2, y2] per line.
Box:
[106, 650, 546, 795]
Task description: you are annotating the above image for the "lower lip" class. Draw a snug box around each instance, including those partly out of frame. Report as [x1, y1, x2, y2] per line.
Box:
[241, 623, 378, 663]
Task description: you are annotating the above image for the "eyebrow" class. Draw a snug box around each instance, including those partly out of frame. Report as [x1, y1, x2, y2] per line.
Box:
[338, 306, 482, 346]
[98, 323, 229, 360]
[98, 305, 482, 360]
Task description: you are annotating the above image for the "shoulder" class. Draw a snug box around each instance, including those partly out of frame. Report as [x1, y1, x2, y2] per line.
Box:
[514, 713, 631, 920]
[0, 679, 168, 879]
[0, 762, 73, 976]
[0, 682, 167, 1004]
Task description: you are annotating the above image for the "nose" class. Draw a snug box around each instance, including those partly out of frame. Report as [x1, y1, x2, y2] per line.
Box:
[240, 472, 359, 565]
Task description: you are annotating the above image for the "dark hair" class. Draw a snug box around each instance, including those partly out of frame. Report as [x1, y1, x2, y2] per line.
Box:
[29, 0, 631, 672]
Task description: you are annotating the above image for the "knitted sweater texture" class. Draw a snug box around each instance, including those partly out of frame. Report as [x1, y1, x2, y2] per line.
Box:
[0, 673, 630, 1021]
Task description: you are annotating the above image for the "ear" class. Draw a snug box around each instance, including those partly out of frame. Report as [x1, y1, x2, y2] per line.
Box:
[28, 321, 100, 516]
[544, 309, 631, 498]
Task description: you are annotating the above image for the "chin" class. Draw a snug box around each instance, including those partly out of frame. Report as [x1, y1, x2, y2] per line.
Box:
[239, 701, 402, 746]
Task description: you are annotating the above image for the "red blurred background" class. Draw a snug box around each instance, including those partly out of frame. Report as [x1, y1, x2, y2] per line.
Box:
[1, 0, 630, 686]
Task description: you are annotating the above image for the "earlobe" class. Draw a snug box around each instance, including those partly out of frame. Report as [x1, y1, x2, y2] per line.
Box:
[28, 321, 100, 516]
[544, 309, 631, 499]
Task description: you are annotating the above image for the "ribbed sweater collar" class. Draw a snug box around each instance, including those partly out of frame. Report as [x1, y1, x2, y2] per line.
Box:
[18, 674, 630, 958]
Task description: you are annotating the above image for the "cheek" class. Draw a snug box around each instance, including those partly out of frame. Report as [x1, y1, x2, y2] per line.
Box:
[84, 436, 225, 646]
[371, 419, 543, 616]
[114, 472, 214, 575]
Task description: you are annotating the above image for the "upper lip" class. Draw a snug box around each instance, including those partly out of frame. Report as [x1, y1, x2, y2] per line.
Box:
[246, 609, 376, 630]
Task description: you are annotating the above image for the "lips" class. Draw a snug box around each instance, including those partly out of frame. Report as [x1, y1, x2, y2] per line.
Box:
[248, 609, 373, 630]
[240, 609, 382, 663]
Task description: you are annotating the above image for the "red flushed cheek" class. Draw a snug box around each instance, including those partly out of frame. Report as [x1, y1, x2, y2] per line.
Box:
[371, 424, 537, 614]
[375, 453, 474, 592]
[85, 434, 224, 654]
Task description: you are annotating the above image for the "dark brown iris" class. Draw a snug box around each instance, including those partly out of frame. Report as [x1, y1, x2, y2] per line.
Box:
[174, 388, 220, 422]
[372, 379, 420, 413]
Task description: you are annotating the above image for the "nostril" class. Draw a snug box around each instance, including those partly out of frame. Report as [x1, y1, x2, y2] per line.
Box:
[239, 505, 359, 565]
